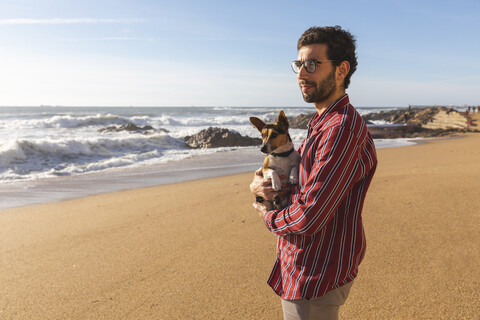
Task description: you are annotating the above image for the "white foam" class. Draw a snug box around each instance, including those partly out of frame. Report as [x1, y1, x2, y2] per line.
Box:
[3, 113, 126, 130]
[374, 138, 420, 149]
[0, 140, 28, 166]
[0, 106, 406, 184]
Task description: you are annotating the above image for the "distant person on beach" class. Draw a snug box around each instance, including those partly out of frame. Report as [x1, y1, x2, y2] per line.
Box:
[404, 112, 409, 124]
[250, 26, 377, 320]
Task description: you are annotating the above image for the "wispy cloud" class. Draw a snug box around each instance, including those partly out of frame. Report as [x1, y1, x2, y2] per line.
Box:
[58, 37, 156, 42]
[0, 18, 144, 25]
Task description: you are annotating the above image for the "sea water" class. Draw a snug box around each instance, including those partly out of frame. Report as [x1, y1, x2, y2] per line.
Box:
[0, 105, 410, 209]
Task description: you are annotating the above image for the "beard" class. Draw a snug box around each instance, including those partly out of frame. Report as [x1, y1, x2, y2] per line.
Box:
[300, 67, 337, 103]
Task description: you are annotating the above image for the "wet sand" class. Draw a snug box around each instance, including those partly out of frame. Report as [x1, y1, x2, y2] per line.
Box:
[1, 133, 479, 319]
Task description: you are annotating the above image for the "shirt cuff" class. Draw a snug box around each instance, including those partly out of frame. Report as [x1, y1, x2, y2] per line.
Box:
[263, 210, 277, 232]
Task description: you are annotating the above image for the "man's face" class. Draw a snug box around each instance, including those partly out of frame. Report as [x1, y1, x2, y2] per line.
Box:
[297, 44, 337, 104]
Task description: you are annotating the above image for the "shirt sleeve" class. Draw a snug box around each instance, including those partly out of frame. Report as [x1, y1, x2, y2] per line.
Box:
[263, 126, 363, 236]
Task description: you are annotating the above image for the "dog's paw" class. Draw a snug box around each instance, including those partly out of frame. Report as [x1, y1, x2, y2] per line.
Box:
[289, 175, 298, 185]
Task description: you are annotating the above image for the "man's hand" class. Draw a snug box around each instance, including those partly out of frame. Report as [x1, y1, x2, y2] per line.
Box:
[252, 201, 267, 218]
[249, 168, 291, 201]
[250, 168, 293, 220]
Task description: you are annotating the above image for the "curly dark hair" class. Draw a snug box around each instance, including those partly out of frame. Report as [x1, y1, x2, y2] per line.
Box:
[297, 26, 357, 89]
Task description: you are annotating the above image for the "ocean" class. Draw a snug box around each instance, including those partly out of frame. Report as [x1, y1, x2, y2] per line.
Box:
[0, 105, 412, 209]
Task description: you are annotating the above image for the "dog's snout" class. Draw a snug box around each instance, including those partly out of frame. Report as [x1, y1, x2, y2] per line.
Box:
[260, 144, 269, 154]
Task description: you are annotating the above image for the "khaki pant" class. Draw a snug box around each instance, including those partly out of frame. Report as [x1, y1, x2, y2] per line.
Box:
[281, 282, 353, 320]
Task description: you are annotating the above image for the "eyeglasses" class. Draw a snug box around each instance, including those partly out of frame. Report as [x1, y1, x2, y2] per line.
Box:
[291, 59, 335, 74]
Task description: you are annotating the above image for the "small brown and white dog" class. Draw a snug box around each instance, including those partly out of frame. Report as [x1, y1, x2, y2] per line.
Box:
[250, 111, 301, 211]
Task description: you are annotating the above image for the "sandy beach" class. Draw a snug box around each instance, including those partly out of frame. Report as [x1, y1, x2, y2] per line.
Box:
[1, 133, 479, 319]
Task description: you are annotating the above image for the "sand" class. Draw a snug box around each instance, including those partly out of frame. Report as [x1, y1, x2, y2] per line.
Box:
[1, 133, 479, 319]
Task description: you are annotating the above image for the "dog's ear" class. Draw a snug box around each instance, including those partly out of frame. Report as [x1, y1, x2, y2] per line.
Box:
[250, 117, 265, 133]
[277, 110, 289, 132]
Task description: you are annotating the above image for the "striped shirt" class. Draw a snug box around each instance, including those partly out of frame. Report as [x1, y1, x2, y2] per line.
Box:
[264, 94, 377, 300]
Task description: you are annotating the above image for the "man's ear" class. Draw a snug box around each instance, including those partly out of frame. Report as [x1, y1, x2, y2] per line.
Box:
[277, 110, 289, 132]
[250, 117, 265, 133]
[336, 61, 350, 87]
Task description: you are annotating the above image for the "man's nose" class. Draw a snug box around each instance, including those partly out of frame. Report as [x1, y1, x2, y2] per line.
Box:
[297, 64, 309, 79]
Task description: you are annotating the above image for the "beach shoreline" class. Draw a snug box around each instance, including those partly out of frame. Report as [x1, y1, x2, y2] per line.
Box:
[1, 105, 439, 204]
[1, 137, 424, 210]
[0, 147, 264, 210]
[3, 104, 473, 210]
[1, 133, 479, 319]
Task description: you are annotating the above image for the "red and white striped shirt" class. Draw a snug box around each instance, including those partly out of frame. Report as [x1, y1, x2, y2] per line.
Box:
[264, 95, 377, 300]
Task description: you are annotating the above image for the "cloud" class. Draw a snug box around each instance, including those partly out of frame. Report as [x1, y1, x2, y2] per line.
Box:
[58, 37, 156, 42]
[0, 18, 144, 25]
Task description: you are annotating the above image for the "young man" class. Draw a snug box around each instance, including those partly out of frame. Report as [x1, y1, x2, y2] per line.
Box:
[250, 26, 378, 320]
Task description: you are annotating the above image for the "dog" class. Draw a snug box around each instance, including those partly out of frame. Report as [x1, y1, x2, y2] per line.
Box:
[250, 110, 301, 211]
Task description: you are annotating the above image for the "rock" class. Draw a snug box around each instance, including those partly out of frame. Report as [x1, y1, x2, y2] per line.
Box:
[98, 125, 118, 133]
[290, 113, 315, 129]
[98, 123, 168, 134]
[258, 113, 314, 129]
[142, 125, 155, 131]
[184, 127, 262, 149]
[367, 124, 423, 139]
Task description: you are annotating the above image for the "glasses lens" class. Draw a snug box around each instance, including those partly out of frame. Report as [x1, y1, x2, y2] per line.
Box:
[305, 60, 316, 73]
[291, 61, 301, 73]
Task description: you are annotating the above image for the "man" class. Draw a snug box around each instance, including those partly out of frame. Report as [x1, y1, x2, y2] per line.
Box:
[250, 26, 377, 319]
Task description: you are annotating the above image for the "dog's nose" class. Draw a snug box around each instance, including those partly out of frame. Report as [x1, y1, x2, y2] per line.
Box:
[261, 144, 268, 153]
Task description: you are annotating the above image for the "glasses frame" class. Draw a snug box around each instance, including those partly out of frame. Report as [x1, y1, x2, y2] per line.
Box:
[291, 59, 336, 74]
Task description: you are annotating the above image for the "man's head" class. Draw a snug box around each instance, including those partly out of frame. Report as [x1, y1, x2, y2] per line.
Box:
[297, 26, 357, 90]
[292, 26, 357, 109]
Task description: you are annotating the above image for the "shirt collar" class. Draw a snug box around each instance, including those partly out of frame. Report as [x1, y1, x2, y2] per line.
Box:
[307, 94, 350, 134]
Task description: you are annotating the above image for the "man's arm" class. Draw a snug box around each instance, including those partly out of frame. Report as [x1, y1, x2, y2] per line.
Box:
[263, 126, 364, 236]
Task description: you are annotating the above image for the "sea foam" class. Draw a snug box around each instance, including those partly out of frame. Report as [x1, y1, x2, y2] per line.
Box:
[0, 106, 402, 184]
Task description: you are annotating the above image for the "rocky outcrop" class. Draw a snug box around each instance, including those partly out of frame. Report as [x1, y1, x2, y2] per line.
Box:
[288, 107, 475, 139]
[98, 123, 168, 134]
[185, 127, 261, 149]
[362, 106, 469, 129]
[365, 124, 466, 139]
[290, 113, 315, 129]
[421, 109, 469, 130]
[362, 106, 472, 139]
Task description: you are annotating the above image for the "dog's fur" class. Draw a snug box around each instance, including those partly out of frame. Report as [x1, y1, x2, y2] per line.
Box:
[250, 111, 301, 211]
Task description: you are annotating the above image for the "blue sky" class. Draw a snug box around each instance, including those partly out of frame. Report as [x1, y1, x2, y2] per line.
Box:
[0, 0, 479, 107]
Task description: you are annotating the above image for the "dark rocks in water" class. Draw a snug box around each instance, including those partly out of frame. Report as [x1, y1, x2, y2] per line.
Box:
[367, 124, 448, 139]
[257, 112, 314, 130]
[367, 124, 415, 139]
[368, 125, 470, 139]
[185, 127, 262, 149]
[290, 113, 315, 129]
[98, 123, 169, 134]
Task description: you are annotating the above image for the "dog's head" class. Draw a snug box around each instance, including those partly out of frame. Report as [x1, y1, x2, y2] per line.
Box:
[250, 110, 290, 154]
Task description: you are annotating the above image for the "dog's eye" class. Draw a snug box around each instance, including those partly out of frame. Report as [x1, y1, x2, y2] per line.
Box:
[270, 133, 278, 138]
